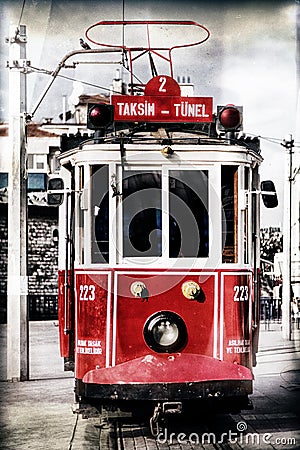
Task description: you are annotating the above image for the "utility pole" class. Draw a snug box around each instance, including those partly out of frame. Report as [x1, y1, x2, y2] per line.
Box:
[281, 134, 294, 341]
[6, 24, 29, 381]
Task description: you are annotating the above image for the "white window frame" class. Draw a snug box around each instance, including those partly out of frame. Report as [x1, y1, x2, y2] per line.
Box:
[76, 161, 224, 269]
[115, 163, 221, 268]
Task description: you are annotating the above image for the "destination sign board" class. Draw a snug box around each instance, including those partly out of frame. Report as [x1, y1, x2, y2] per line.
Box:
[111, 76, 213, 123]
[111, 95, 213, 123]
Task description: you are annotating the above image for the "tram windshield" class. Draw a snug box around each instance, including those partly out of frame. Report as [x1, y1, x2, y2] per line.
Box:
[169, 170, 209, 258]
[121, 168, 209, 261]
[122, 170, 162, 258]
[91, 166, 210, 263]
[87, 163, 243, 265]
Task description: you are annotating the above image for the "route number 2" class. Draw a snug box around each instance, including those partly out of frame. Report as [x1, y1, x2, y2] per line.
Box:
[159, 76, 167, 92]
[79, 284, 96, 301]
[233, 285, 249, 302]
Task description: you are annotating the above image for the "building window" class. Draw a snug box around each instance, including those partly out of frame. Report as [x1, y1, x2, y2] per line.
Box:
[27, 154, 47, 171]
[28, 155, 34, 170]
[27, 173, 47, 191]
[0, 173, 8, 189]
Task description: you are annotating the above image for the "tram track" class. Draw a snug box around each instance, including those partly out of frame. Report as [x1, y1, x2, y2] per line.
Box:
[99, 419, 152, 450]
[96, 416, 248, 450]
[69, 408, 299, 450]
[68, 394, 300, 449]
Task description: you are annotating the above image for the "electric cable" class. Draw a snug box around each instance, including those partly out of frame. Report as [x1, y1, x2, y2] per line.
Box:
[27, 66, 300, 148]
[28, 64, 121, 95]
[17, 0, 26, 33]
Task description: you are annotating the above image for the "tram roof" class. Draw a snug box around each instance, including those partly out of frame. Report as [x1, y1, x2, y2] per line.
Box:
[58, 128, 263, 168]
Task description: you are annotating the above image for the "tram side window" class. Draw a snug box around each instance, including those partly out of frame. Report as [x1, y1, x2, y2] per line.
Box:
[79, 166, 84, 264]
[92, 165, 109, 263]
[222, 165, 238, 263]
[122, 171, 162, 258]
[169, 170, 209, 258]
[244, 166, 250, 264]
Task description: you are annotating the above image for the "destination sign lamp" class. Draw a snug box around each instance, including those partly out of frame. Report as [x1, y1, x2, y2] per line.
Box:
[217, 105, 243, 131]
[87, 103, 114, 130]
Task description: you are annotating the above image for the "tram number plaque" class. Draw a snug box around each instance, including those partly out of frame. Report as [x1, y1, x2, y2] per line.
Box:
[79, 284, 96, 301]
[233, 285, 249, 302]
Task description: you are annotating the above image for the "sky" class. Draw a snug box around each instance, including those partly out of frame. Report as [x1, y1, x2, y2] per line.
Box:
[0, 0, 299, 228]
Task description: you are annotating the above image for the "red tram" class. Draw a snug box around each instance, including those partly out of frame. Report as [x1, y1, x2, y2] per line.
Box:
[49, 21, 277, 430]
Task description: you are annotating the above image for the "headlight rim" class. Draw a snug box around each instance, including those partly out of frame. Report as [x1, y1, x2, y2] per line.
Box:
[143, 310, 188, 353]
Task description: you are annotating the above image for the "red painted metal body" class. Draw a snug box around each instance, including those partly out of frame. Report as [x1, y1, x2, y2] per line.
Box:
[83, 354, 252, 384]
[58, 267, 254, 396]
[58, 271, 71, 358]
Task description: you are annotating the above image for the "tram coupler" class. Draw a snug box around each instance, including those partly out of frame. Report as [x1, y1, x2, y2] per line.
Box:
[150, 402, 182, 437]
[162, 401, 182, 415]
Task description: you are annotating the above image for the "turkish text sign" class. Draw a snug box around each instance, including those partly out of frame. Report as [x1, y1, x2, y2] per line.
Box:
[111, 95, 213, 123]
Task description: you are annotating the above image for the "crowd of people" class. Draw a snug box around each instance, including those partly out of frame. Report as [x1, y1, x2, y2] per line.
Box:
[260, 228, 299, 328]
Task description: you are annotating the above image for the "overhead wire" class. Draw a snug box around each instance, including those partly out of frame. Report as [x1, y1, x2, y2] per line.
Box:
[247, 133, 300, 147]
[116, 2, 146, 89]
[17, 0, 26, 32]
[122, 0, 125, 66]
[28, 58, 145, 94]
[12, 3, 300, 147]
[27, 65, 300, 147]
[28, 64, 122, 95]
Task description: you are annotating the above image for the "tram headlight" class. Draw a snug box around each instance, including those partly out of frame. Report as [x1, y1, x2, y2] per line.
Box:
[143, 311, 187, 353]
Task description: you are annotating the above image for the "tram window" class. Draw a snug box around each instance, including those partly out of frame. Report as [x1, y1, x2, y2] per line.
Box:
[92, 165, 109, 263]
[222, 165, 238, 263]
[169, 170, 209, 258]
[122, 171, 162, 258]
[244, 167, 250, 264]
